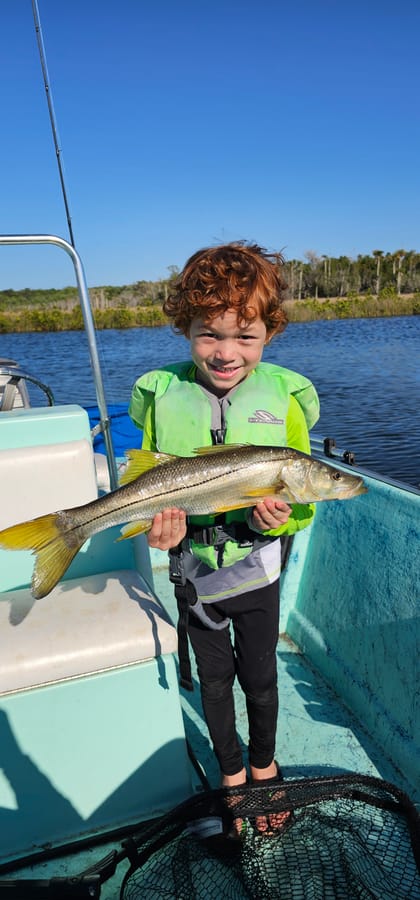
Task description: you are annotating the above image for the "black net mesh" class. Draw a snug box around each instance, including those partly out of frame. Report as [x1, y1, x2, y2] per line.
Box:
[121, 774, 420, 900]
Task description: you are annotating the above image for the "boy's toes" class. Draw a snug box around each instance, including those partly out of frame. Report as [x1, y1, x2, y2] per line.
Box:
[255, 814, 269, 833]
[268, 808, 292, 832]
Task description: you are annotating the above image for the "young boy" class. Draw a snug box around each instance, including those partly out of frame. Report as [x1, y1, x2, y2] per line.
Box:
[129, 242, 319, 832]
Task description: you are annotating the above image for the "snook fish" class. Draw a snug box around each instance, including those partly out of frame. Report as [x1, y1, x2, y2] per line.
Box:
[0, 443, 367, 598]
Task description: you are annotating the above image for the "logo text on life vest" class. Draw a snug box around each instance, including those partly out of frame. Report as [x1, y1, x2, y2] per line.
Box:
[248, 410, 285, 425]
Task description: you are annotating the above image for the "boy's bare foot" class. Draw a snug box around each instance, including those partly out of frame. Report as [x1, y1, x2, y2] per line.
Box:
[222, 767, 247, 837]
[250, 761, 291, 835]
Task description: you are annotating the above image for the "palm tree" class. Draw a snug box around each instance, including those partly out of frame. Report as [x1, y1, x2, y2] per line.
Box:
[334, 256, 350, 296]
[393, 250, 406, 295]
[372, 250, 384, 295]
[404, 250, 418, 292]
[321, 255, 331, 297]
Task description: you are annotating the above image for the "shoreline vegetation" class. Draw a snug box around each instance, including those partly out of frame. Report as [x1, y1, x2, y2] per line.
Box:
[0, 290, 418, 334]
[1, 249, 420, 332]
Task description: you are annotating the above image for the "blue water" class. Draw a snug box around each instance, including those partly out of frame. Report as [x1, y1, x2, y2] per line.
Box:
[1, 316, 419, 487]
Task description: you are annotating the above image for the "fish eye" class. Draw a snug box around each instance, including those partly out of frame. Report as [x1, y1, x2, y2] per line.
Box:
[332, 471, 342, 481]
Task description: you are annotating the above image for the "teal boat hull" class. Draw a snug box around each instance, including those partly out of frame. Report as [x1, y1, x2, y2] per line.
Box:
[0, 401, 418, 896]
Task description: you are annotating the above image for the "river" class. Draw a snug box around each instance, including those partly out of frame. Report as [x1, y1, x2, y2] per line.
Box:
[1, 316, 419, 488]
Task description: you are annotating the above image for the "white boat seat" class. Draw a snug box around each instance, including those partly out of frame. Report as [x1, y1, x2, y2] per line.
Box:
[0, 411, 178, 692]
[0, 569, 177, 695]
[0, 434, 100, 592]
[0, 409, 177, 690]
[0, 405, 192, 858]
[0, 439, 98, 531]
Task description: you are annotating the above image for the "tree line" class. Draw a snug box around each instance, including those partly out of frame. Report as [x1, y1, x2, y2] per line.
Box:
[285, 249, 420, 299]
[1, 249, 420, 307]
[0, 250, 419, 333]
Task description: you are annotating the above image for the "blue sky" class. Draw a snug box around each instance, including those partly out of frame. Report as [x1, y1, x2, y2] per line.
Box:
[1, 0, 420, 289]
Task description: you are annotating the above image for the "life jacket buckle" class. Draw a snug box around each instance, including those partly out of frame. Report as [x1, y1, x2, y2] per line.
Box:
[187, 522, 254, 548]
[168, 547, 186, 585]
[211, 524, 230, 549]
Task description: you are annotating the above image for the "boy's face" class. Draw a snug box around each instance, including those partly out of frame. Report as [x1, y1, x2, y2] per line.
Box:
[189, 309, 268, 396]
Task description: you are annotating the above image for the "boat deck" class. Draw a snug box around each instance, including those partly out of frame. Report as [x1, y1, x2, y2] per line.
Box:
[1, 559, 418, 899]
[152, 562, 420, 808]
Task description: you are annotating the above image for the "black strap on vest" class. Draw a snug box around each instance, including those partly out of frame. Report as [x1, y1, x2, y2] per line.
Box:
[175, 580, 196, 691]
[186, 517, 254, 549]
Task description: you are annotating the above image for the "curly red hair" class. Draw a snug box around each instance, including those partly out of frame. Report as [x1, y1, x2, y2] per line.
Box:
[163, 241, 288, 338]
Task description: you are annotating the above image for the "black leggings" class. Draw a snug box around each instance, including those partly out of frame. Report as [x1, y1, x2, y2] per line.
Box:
[185, 580, 280, 776]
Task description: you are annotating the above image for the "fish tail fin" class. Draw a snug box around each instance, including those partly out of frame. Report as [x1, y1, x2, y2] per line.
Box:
[32, 540, 81, 599]
[0, 513, 83, 599]
[0, 514, 61, 553]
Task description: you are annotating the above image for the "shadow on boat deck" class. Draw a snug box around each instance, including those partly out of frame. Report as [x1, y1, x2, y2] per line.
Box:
[153, 566, 420, 811]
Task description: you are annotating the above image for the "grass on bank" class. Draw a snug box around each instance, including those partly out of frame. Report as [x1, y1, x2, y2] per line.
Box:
[0, 290, 419, 333]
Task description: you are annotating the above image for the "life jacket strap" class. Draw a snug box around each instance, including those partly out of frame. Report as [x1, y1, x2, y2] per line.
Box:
[175, 581, 197, 691]
[186, 518, 255, 549]
[175, 578, 231, 692]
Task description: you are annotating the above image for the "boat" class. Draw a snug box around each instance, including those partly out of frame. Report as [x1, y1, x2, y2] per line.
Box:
[0, 7, 419, 896]
[0, 237, 419, 900]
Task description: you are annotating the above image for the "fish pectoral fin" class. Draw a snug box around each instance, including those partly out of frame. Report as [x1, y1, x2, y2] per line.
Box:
[244, 484, 284, 498]
[213, 503, 241, 514]
[213, 484, 284, 514]
[116, 519, 152, 540]
[193, 443, 249, 455]
[119, 449, 177, 485]
[245, 483, 300, 503]
[213, 496, 262, 514]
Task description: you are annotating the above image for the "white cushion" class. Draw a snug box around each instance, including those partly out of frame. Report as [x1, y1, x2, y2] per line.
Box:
[0, 569, 177, 695]
[0, 440, 98, 530]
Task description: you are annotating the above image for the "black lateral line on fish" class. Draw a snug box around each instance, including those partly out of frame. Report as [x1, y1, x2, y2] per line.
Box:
[51, 456, 270, 538]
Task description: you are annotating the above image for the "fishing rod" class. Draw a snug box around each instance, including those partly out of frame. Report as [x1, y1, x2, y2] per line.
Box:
[32, 0, 75, 248]
[30, 1, 119, 490]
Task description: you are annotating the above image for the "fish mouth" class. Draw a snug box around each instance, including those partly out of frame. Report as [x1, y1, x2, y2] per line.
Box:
[343, 478, 368, 497]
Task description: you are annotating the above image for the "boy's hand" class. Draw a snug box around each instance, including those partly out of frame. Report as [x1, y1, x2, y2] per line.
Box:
[250, 498, 292, 532]
[147, 508, 187, 550]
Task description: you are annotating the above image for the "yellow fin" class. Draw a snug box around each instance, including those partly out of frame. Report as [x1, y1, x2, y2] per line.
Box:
[32, 541, 81, 599]
[213, 501, 250, 513]
[0, 513, 61, 552]
[0, 514, 84, 599]
[119, 449, 177, 486]
[116, 519, 152, 540]
[244, 485, 283, 498]
[213, 482, 287, 512]
[193, 443, 249, 455]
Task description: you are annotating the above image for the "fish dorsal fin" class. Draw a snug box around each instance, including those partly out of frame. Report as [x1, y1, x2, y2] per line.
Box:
[119, 449, 177, 485]
[193, 443, 249, 455]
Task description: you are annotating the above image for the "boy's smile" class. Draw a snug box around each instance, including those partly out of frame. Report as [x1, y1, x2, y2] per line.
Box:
[189, 309, 268, 396]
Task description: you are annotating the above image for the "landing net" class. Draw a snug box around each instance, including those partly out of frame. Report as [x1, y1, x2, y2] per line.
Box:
[121, 774, 420, 900]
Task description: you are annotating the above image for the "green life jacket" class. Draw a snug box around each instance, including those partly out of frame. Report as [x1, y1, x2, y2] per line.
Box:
[129, 361, 319, 569]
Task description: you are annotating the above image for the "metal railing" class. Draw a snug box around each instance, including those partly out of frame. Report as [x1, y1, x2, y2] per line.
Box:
[0, 234, 118, 490]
